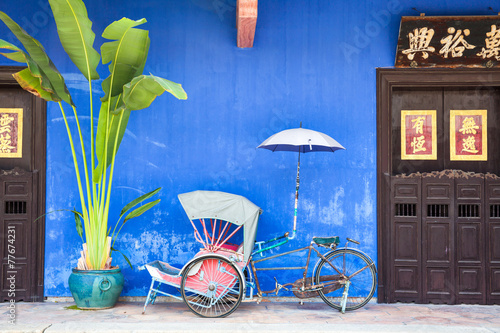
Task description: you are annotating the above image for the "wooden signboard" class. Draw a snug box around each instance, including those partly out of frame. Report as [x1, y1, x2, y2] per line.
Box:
[0, 108, 22, 158]
[395, 16, 500, 68]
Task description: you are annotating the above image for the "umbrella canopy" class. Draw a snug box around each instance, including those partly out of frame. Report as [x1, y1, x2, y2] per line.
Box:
[257, 126, 345, 239]
[258, 128, 345, 153]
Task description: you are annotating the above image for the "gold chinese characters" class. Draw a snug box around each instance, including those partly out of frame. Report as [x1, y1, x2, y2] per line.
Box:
[0, 109, 22, 158]
[401, 110, 437, 160]
[450, 110, 487, 161]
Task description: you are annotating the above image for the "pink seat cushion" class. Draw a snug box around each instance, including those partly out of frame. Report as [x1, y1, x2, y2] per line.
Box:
[219, 243, 239, 251]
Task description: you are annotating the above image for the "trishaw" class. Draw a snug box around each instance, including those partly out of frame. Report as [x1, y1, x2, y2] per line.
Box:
[142, 190, 377, 318]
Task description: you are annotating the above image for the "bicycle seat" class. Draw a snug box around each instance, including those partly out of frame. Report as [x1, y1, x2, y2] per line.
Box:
[312, 236, 340, 248]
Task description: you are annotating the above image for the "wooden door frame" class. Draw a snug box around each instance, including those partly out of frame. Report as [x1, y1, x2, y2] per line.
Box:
[0, 66, 46, 301]
[376, 67, 500, 303]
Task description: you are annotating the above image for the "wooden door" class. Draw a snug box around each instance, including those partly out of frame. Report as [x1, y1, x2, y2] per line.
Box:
[378, 68, 500, 305]
[390, 175, 422, 302]
[390, 171, 493, 304]
[485, 175, 500, 304]
[1, 169, 34, 301]
[0, 67, 46, 302]
[421, 172, 455, 304]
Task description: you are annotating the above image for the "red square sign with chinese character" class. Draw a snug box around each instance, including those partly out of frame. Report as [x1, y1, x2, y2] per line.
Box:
[0, 108, 23, 158]
[401, 110, 437, 160]
[450, 110, 487, 161]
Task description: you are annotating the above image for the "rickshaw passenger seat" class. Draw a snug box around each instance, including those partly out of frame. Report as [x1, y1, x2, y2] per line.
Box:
[219, 243, 239, 251]
[313, 236, 340, 248]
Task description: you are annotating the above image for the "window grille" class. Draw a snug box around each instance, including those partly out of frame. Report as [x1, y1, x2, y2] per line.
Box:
[458, 204, 479, 218]
[5, 201, 27, 214]
[490, 204, 500, 218]
[427, 204, 449, 218]
[395, 203, 417, 217]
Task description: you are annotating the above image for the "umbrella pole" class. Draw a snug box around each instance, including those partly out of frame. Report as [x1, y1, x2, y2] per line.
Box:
[290, 150, 300, 240]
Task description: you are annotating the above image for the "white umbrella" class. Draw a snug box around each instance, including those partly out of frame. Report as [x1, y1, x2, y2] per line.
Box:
[257, 124, 345, 239]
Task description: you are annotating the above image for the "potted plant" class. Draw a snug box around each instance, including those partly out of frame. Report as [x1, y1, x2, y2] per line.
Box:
[0, 0, 187, 309]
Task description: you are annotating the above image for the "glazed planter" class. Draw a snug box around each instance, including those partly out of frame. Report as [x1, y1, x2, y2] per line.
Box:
[68, 267, 124, 309]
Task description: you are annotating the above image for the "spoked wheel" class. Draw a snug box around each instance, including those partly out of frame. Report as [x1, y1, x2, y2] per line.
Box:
[180, 255, 243, 318]
[314, 249, 376, 311]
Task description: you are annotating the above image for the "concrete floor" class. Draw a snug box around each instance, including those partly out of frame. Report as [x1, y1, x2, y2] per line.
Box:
[2, 299, 500, 332]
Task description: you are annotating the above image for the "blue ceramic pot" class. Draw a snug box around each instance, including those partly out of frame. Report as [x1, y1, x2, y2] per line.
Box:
[68, 267, 124, 309]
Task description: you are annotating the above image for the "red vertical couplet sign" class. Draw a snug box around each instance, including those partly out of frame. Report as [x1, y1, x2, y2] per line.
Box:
[401, 110, 437, 160]
[450, 110, 487, 161]
[0, 108, 23, 158]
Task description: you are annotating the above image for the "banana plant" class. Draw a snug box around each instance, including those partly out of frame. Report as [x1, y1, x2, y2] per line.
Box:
[0, 0, 187, 270]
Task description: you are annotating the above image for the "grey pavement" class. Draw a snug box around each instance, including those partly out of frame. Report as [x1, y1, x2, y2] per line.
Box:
[1, 299, 500, 332]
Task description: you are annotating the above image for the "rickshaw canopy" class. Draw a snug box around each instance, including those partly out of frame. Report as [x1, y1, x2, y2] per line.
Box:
[178, 190, 262, 262]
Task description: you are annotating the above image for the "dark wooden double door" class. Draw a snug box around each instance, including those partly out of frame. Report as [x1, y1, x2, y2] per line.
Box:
[377, 68, 500, 305]
[390, 170, 500, 304]
[0, 67, 46, 302]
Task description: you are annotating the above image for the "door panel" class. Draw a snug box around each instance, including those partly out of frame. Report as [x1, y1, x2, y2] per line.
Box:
[391, 88, 444, 174]
[486, 176, 500, 304]
[426, 267, 452, 301]
[455, 173, 485, 304]
[0, 67, 46, 302]
[391, 176, 421, 302]
[443, 88, 500, 173]
[422, 174, 455, 303]
[425, 224, 451, 262]
[390, 171, 495, 304]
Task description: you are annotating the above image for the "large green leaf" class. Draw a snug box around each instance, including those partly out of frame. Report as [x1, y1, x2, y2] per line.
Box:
[0, 11, 73, 106]
[101, 18, 149, 101]
[48, 0, 100, 81]
[123, 199, 161, 223]
[111, 247, 133, 269]
[73, 209, 84, 239]
[0, 39, 60, 101]
[13, 68, 60, 102]
[93, 98, 131, 183]
[123, 74, 187, 111]
[0, 39, 25, 62]
[120, 187, 161, 217]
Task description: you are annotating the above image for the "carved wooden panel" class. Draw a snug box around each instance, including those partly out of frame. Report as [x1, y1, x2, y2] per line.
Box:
[425, 224, 451, 263]
[391, 176, 422, 302]
[426, 267, 452, 303]
[455, 174, 485, 303]
[0, 67, 46, 302]
[486, 175, 500, 304]
[394, 267, 419, 293]
[458, 267, 483, 296]
[395, 223, 418, 261]
[490, 268, 500, 299]
[389, 170, 497, 304]
[422, 174, 455, 303]
[0, 169, 33, 301]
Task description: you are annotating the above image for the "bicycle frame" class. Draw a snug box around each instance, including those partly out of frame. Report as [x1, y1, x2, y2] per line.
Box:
[249, 241, 344, 297]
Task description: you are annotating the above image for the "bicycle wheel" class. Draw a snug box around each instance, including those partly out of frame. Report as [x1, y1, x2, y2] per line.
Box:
[314, 249, 376, 311]
[180, 255, 243, 318]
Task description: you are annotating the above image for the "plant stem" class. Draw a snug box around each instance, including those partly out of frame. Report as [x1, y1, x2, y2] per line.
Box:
[71, 104, 93, 229]
[88, 79, 99, 229]
[58, 102, 92, 267]
[101, 110, 125, 268]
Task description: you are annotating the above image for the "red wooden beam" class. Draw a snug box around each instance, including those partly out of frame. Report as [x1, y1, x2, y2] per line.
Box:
[237, 0, 258, 48]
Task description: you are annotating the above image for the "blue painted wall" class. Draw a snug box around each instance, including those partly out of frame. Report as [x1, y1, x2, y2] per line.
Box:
[0, 0, 495, 296]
